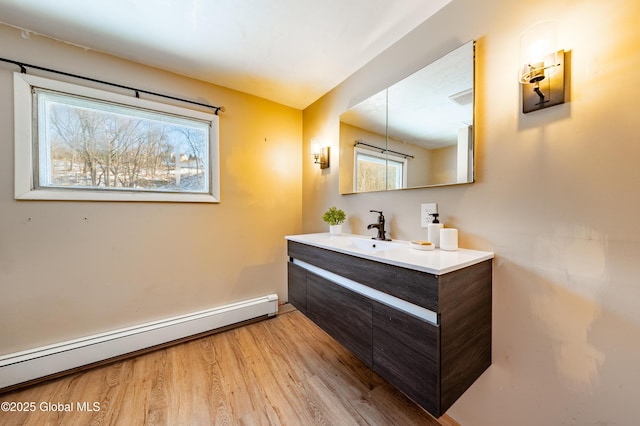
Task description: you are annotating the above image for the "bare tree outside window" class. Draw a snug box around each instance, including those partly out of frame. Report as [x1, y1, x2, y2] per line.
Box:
[354, 150, 405, 192]
[37, 90, 210, 194]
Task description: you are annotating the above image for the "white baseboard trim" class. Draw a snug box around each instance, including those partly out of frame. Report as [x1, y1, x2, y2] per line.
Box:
[0, 294, 278, 389]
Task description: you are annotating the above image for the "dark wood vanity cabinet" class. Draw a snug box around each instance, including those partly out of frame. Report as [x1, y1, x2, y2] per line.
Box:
[307, 274, 373, 367]
[287, 240, 492, 418]
[287, 262, 307, 314]
[372, 302, 439, 415]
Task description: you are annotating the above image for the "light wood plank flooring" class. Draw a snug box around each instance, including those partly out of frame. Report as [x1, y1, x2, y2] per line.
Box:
[0, 309, 458, 425]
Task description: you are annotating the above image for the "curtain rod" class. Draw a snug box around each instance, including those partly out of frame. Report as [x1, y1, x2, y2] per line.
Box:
[0, 56, 225, 115]
[354, 140, 414, 159]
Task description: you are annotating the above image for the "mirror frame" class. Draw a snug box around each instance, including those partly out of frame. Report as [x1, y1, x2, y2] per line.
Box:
[339, 41, 475, 194]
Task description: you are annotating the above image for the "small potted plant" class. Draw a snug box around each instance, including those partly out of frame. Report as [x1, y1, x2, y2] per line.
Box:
[322, 206, 346, 234]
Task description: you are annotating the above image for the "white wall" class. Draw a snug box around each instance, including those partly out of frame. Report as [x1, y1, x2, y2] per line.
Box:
[303, 0, 640, 424]
[0, 24, 302, 355]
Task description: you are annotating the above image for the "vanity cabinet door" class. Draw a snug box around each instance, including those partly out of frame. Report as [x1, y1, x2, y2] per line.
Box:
[372, 302, 440, 416]
[306, 274, 373, 367]
[287, 262, 307, 314]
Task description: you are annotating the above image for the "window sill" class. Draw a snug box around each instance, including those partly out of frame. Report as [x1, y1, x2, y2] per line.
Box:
[15, 188, 220, 203]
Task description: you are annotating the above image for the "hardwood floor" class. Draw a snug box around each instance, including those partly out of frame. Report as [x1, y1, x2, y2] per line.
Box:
[0, 309, 458, 425]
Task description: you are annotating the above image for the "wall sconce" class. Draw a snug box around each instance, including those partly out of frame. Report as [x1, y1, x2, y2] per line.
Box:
[519, 20, 566, 114]
[311, 143, 330, 169]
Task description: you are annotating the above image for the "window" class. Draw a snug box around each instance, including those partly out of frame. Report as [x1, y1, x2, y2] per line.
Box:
[354, 147, 407, 192]
[14, 73, 219, 202]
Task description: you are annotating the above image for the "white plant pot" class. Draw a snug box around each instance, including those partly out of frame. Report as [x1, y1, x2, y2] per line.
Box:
[329, 224, 342, 235]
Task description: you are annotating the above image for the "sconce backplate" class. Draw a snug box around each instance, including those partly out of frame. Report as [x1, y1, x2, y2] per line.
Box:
[320, 146, 330, 169]
[522, 50, 565, 114]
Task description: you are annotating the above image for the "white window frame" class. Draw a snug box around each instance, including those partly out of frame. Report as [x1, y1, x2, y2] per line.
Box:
[14, 73, 220, 203]
[353, 147, 408, 192]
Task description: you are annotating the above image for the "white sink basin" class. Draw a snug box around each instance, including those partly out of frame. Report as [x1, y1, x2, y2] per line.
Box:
[286, 233, 495, 275]
[350, 237, 402, 252]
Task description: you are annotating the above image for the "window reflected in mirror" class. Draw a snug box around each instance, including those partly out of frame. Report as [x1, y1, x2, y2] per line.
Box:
[355, 147, 407, 192]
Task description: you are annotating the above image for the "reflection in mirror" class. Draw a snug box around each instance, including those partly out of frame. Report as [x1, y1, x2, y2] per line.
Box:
[339, 41, 475, 194]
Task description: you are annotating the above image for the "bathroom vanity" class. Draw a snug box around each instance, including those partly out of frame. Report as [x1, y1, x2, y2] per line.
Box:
[285, 233, 493, 418]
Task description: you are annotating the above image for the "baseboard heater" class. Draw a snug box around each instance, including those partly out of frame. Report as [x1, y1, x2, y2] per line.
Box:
[0, 294, 278, 390]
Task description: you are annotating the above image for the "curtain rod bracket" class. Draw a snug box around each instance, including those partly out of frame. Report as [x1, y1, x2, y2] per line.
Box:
[19, 64, 26, 74]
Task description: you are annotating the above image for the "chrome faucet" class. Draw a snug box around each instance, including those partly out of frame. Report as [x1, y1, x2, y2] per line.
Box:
[367, 210, 390, 241]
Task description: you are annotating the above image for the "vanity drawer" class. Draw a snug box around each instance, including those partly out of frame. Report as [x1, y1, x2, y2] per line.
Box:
[306, 273, 373, 367]
[288, 240, 439, 312]
[372, 302, 440, 416]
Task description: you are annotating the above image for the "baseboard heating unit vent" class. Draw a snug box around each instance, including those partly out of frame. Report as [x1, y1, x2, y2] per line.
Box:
[0, 294, 278, 390]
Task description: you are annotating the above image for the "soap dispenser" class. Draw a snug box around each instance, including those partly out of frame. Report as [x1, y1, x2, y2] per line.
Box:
[427, 213, 444, 248]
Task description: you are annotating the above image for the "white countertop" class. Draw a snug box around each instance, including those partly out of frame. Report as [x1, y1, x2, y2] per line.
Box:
[286, 233, 494, 275]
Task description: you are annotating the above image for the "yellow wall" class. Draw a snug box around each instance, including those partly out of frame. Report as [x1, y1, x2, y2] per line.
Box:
[430, 145, 456, 185]
[303, 0, 640, 424]
[0, 24, 302, 354]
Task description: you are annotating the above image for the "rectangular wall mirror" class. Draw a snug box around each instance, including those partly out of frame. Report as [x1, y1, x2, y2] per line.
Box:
[339, 41, 475, 194]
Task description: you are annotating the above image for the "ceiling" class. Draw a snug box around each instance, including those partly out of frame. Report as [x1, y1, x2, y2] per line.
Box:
[0, 0, 452, 109]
